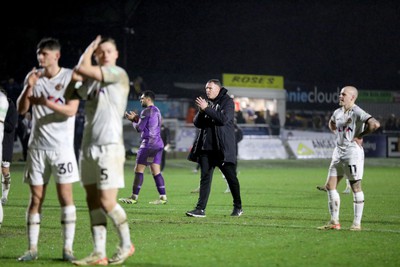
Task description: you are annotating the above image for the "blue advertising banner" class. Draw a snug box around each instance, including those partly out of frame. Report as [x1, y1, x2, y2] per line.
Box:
[363, 135, 387, 158]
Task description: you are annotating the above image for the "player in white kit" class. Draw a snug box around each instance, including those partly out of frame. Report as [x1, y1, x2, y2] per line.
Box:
[0, 90, 9, 230]
[16, 38, 80, 262]
[318, 86, 380, 231]
[70, 35, 134, 266]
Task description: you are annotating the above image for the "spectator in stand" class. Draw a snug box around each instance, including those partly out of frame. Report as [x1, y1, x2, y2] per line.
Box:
[2, 77, 22, 104]
[312, 114, 324, 132]
[285, 111, 303, 129]
[186, 104, 197, 124]
[243, 103, 256, 123]
[384, 114, 398, 131]
[235, 110, 246, 124]
[270, 112, 281, 136]
[254, 111, 266, 124]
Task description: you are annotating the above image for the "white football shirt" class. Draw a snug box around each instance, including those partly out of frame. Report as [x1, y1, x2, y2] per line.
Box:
[331, 104, 372, 152]
[0, 91, 10, 161]
[81, 65, 129, 146]
[27, 68, 75, 150]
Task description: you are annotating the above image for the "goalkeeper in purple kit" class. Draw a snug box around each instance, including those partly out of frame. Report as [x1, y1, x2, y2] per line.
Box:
[119, 90, 168, 205]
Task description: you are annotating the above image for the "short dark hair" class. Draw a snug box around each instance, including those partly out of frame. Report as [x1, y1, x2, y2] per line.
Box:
[142, 90, 155, 101]
[207, 79, 222, 88]
[99, 37, 117, 48]
[37, 37, 61, 51]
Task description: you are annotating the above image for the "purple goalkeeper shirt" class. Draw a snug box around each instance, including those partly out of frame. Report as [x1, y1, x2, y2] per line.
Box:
[134, 105, 164, 149]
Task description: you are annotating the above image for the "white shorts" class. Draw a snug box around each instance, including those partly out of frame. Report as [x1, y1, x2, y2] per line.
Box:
[328, 144, 365, 181]
[24, 148, 80, 186]
[80, 144, 126, 190]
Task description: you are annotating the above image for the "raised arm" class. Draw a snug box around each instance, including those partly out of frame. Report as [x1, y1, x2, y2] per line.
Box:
[17, 68, 41, 115]
[74, 35, 103, 81]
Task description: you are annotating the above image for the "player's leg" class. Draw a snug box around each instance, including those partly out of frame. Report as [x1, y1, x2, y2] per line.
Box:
[56, 183, 77, 261]
[18, 184, 47, 261]
[18, 149, 48, 261]
[220, 163, 242, 216]
[348, 146, 365, 231]
[96, 144, 134, 265]
[1, 161, 11, 204]
[73, 147, 108, 265]
[73, 184, 108, 266]
[149, 148, 167, 204]
[186, 153, 215, 217]
[120, 148, 147, 204]
[318, 151, 342, 230]
[220, 169, 231, 193]
[53, 149, 79, 261]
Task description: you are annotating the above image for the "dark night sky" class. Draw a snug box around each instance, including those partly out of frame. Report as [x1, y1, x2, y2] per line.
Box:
[2, 0, 399, 93]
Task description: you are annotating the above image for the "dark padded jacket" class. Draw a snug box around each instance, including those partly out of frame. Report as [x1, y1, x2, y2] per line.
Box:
[188, 87, 237, 164]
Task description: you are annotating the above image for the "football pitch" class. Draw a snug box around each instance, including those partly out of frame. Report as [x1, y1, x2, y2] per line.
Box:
[0, 158, 399, 266]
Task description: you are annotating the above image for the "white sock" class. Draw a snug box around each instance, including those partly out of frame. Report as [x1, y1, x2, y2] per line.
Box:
[353, 191, 364, 226]
[107, 204, 131, 250]
[90, 209, 107, 257]
[2, 173, 11, 199]
[27, 213, 41, 251]
[327, 190, 340, 224]
[61, 205, 76, 251]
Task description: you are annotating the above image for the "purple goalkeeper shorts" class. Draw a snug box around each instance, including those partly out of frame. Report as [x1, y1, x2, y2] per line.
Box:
[136, 147, 163, 166]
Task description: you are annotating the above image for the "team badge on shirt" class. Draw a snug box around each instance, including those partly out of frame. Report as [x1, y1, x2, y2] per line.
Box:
[55, 83, 63, 91]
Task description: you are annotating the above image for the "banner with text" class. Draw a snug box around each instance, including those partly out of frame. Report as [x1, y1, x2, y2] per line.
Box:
[238, 136, 288, 160]
[223, 73, 284, 89]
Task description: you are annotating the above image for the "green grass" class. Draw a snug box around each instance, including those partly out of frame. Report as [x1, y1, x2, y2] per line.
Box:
[0, 158, 399, 267]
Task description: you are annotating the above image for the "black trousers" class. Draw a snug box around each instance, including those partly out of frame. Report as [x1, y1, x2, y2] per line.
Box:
[196, 152, 242, 210]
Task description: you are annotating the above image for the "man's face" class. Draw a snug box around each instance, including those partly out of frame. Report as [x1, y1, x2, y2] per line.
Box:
[36, 48, 60, 68]
[339, 87, 355, 107]
[205, 82, 220, 100]
[94, 41, 118, 66]
[140, 95, 149, 107]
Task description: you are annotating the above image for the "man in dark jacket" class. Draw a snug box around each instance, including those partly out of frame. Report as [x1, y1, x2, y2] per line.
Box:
[186, 79, 243, 217]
